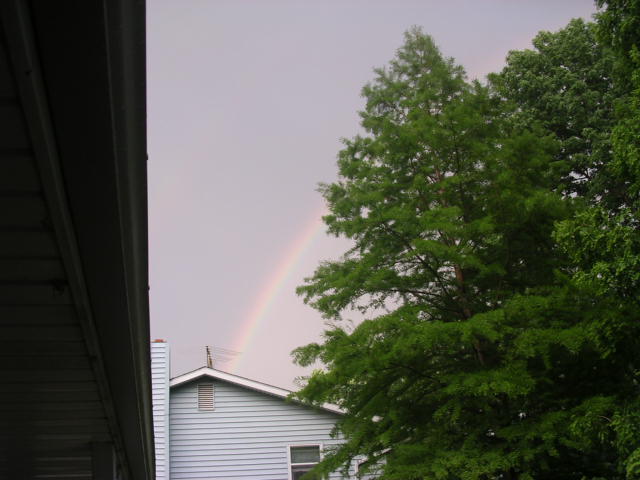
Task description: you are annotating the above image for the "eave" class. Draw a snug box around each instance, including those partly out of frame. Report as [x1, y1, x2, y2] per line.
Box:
[0, 1, 153, 478]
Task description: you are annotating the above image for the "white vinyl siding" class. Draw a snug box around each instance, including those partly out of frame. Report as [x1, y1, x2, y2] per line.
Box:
[169, 379, 353, 479]
[151, 342, 171, 480]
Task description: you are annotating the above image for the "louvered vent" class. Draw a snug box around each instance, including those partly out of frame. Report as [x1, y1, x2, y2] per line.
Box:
[197, 384, 214, 410]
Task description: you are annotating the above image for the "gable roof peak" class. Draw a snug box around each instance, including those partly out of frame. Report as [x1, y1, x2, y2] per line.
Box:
[169, 366, 342, 415]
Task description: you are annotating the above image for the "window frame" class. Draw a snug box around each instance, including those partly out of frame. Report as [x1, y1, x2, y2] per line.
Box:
[287, 443, 323, 480]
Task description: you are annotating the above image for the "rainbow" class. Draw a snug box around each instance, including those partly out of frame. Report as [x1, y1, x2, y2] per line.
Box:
[229, 205, 327, 371]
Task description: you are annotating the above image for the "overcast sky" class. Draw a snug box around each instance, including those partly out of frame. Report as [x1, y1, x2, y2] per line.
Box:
[148, 0, 598, 389]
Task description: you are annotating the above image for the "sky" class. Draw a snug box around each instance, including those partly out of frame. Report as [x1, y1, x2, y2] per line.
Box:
[147, 0, 598, 390]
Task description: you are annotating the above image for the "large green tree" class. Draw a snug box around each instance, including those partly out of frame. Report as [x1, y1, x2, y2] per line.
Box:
[490, 18, 620, 204]
[555, 3, 640, 476]
[293, 27, 638, 480]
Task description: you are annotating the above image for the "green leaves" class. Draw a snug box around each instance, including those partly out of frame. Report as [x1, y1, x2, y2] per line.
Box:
[294, 18, 640, 480]
[491, 19, 619, 203]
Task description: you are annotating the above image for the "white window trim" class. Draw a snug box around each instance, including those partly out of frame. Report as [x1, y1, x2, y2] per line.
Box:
[287, 443, 323, 480]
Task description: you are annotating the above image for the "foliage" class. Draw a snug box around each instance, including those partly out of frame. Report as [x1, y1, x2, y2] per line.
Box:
[489, 19, 620, 205]
[293, 24, 640, 479]
[556, 3, 640, 476]
[596, 0, 640, 81]
[491, 9, 640, 475]
[594, 0, 640, 212]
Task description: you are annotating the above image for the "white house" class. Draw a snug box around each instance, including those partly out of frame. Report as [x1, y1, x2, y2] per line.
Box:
[151, 341, 369, 480]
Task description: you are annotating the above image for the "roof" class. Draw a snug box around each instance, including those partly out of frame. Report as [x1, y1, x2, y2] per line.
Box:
[170, 366, 344, 415]
[0, 1, 153, 478]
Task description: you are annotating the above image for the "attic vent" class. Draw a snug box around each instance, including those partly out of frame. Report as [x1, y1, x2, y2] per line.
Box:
[197, 384, 214, 410]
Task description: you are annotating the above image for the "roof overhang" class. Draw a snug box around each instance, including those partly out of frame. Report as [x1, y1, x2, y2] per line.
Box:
[0, 1, 153, 478]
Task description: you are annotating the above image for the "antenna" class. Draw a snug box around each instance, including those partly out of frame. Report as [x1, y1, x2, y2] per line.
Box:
[201, 345, 240, 369]
[205, 345, 213, 368]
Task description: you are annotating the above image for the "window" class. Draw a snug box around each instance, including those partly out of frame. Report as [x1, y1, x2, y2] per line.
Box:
[289, 445, 321, 480]
[197, 383, 214, 410]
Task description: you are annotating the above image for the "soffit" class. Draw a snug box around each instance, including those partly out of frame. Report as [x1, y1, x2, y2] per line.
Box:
[0, 1, 153, 478]
[0, 15, 107, 478]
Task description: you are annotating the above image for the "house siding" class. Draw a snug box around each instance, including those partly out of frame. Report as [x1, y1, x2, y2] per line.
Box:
[152, 342, 171, 480]
[169, 379, 352, 480]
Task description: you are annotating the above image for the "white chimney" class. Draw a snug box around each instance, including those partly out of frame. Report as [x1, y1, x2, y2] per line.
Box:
[151, 340, 170, 480]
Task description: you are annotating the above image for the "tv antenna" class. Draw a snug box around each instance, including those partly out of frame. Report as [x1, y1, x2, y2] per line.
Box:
[205, 345, 240, 369]
[205, 346, 213, 368]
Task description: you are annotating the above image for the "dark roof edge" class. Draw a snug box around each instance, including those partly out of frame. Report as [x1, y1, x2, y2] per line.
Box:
[102, 0, 154, 478]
